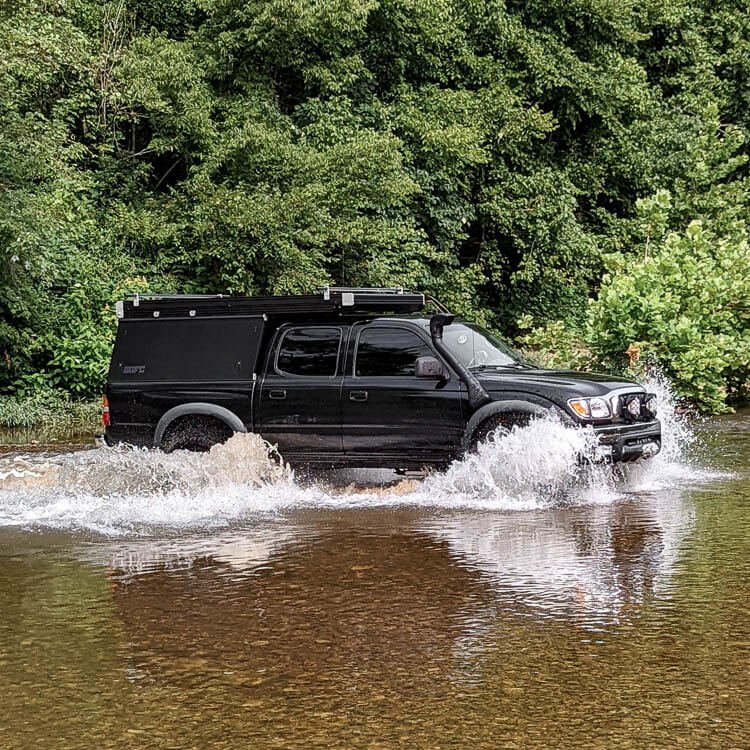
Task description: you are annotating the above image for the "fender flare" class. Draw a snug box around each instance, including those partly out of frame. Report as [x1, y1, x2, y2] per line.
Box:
[461, 399, 565, 451]
[154, 403, 247, 447]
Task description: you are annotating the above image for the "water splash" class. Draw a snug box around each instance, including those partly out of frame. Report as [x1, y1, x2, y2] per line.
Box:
[0, 434, 309, 535]
[410, 372, 713, 508]
[617, 369, 718, 492]
[0, 375, 722, 536]
[420, 418, 611, 509]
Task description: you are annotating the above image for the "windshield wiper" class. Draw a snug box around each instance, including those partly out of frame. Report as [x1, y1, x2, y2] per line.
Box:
[469, 363, 526, 371]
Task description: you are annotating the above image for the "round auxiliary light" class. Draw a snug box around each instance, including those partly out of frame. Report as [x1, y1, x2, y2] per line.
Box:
[645, 395, 657, 418]
[625, 396, 642, 420]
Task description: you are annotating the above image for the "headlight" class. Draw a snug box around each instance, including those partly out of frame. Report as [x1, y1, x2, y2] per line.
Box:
[644, 394, 657, 418]
[568, 397, 612, 421]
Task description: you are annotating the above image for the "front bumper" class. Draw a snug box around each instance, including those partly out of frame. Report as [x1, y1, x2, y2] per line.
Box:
[593, 420, 662, 463]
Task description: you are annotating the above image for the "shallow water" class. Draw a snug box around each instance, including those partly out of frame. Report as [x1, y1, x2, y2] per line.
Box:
[1, 398, 749, 748]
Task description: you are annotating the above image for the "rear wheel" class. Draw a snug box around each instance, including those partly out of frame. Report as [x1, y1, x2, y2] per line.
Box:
[160, 415, 234, 453]
[468, 412, 531, 453]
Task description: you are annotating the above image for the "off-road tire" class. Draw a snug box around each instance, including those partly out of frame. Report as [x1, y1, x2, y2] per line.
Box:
[468, 412, 531, 453]
[160, 415, 234, 453]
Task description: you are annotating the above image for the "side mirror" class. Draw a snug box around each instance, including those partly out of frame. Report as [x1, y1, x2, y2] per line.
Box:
[416, 356, 448, 380]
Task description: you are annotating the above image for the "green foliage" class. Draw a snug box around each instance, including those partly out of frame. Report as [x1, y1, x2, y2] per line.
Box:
[516, 316, 594, 372]
[519, 189, 750, 411]
[1, 0, 749, 411]
[0, 388, 100, 431]
[590, 213, 750, 413]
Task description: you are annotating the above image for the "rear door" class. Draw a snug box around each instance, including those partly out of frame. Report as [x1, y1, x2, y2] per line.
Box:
[258, 325, 345, 455]
[342, 324, 464, 458]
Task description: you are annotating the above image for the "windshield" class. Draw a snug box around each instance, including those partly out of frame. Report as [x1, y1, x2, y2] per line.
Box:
[426, 322, 523, 369]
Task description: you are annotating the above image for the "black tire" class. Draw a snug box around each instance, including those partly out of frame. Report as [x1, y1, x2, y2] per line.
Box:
[160, 415, 234, 453]
[468, 412, 531, 453]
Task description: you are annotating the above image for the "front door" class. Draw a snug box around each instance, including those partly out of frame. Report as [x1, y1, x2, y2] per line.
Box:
[259, 325, 345, 456]
[342, 324, 465, 459]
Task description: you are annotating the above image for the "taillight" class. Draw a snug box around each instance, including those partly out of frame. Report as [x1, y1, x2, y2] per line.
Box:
[101, 395, 110, 427]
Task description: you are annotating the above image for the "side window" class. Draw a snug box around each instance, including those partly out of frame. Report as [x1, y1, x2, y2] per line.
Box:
[355, 327, 434, 377]
[276, 327, 342, 377]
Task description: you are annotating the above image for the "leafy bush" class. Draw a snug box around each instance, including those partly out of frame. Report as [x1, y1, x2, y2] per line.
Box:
[589, 219, 750, 412]
[515, 316, 594, 372]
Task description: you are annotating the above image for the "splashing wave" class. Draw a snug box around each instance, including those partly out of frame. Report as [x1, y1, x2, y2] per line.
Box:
[0, 374, 721, 535]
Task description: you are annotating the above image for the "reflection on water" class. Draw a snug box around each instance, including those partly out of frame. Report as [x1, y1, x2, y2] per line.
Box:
[426, 495, 695, 628]
[1, 411, 749, 748]
[86, 494, 694, 629]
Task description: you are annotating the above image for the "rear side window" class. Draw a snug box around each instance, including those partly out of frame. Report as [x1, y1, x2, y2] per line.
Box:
[276, 327, 342, 377]
[355, 327, 433, 377]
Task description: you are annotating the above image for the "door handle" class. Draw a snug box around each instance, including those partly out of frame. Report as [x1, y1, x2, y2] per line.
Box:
[268, 389, 287, 400]
[349, 390, 368, 402]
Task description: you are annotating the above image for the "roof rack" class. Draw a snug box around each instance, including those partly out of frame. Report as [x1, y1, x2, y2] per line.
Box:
[117, 288, 427, 320]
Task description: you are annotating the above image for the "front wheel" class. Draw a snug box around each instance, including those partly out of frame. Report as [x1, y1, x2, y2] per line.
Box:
[467, 412, 531, 453]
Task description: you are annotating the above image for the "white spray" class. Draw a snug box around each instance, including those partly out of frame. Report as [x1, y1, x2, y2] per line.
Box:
[0, 375, 718, 535]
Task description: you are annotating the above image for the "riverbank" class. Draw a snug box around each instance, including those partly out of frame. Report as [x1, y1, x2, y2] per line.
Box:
[0, 391, 100, 448]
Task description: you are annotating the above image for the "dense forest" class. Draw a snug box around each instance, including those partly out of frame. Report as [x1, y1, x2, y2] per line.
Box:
[1, 0, 749, 415]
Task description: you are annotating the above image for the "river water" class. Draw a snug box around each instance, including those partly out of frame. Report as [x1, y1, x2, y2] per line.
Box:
[1, 392, 749, 748]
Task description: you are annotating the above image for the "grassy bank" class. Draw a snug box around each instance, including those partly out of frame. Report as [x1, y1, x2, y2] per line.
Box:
[0, 391, 101, 439]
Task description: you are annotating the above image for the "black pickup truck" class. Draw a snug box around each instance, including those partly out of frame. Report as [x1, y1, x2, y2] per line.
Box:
[103, 288, 661, 468]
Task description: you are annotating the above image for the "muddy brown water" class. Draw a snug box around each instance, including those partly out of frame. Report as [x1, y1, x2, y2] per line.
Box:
[1, 410, 749, 749]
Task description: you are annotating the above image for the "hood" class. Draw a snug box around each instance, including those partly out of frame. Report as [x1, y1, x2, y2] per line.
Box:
[477, 368, 645, 402]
